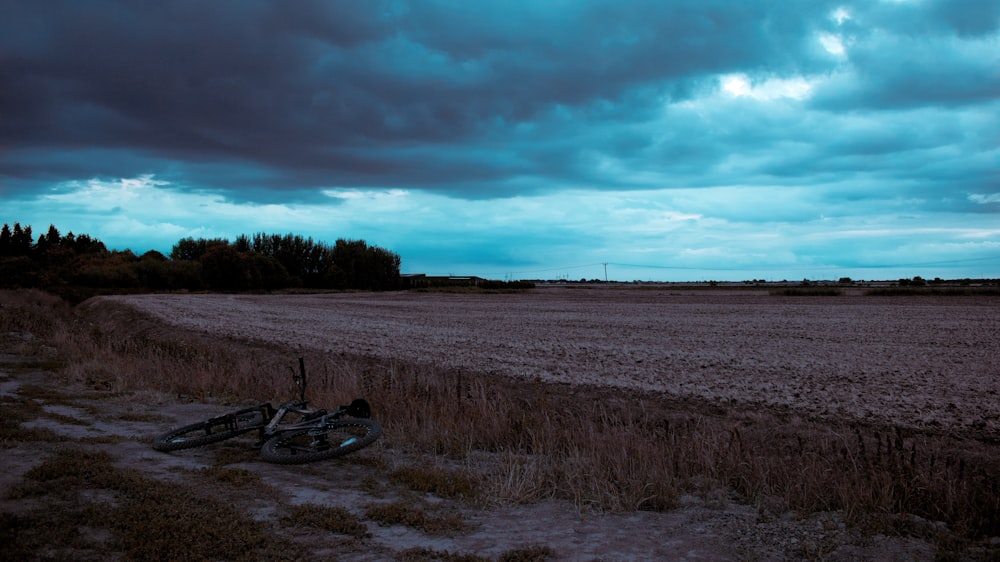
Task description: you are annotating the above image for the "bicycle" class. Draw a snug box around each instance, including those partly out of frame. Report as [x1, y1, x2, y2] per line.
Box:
[152, 358, 381, 464]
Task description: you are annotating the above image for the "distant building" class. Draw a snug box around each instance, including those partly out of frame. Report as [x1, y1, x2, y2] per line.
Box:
[400, 274, 486, 289]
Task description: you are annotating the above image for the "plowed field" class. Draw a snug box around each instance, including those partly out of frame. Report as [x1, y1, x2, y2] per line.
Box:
[108, 287, 1000, 439]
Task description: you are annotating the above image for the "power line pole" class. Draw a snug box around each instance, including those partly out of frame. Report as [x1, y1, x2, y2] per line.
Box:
[603, 262, 608, 282]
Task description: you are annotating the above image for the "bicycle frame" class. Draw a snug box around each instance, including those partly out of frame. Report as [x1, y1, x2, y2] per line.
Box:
[259, 399, 366, 439]
[254, 358, 370, 442]
[153, 357, 376, 456]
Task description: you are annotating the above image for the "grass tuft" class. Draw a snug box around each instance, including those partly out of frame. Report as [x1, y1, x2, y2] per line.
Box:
[396, 547, 488, 562]
[7, 446, 304, 560]
[498, 545, 557, 561]
[365, 500, 471, 535]
[212, 442, 261, 465]
[196, 465, 264, 487]
[281, 504, 370, 538]
[389, 464, 479, 499]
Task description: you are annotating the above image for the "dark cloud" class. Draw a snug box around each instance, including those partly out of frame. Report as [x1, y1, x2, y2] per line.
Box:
[0, 0, 995, 205]
[855, 0, 1000, 38]
[0, 1, 839, 194]
[810, 36, 1000, 110]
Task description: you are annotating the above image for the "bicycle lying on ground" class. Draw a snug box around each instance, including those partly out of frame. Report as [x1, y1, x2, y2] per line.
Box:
[153, 358, 381, 464]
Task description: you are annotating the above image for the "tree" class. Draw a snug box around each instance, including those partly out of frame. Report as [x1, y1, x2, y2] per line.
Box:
[329, 239, 401, 290]
[199, 244, 251, 291]
[0, 222, 402, 294]
[71, 251, 140, 288]
[141, 250, 168, 262]
[249, 253, 291, 290]
[10, 223, 32, 255]
[247, 232, 336, 288]
[68, 233, 107, 254]
[0, 224, 11, 256]
[36, 224, 61, 250]
[366, 245, 402, 291]
[170, 237, 228, 261]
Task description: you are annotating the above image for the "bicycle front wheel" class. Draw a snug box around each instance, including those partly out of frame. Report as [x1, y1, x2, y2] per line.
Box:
[259, 418, 382, 464]
[153, 409, 266, 452]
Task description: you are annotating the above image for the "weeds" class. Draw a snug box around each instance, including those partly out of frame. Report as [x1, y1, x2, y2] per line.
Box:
[196, 465, 264, 487]
[0, 396, 68, 445]
[0, 424, 66, 445]
[389, 464, 479, 499]
[498, 545, 557, 561]
[396, 547, 489, 562]
[395, 545, 555, 562]
[365, 500, 471, 535]
[112, 411, 170, 423]
[6, 446, 304, 559]
[77, 434, 128, 444]
[212, 442, 262, 465]
[0, 395, 44, 424]
[15, 383, 77, 402]
[281, 504, 370, 538]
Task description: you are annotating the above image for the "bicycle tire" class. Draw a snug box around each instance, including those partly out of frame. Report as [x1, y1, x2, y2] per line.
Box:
[259, 418, 382, 464]
[153, 410, 266, 452]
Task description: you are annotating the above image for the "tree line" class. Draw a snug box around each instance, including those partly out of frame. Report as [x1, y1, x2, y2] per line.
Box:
[0, 222, 402, 300]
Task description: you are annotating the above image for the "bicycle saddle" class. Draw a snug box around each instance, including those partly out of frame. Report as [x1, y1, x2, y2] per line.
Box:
[344, 398, 372, 419]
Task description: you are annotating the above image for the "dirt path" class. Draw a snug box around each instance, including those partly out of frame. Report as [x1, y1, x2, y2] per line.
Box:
[2, 341, 938, 560]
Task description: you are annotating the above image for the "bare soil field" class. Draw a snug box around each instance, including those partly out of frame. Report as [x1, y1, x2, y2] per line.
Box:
[108, 286, 1000, 439]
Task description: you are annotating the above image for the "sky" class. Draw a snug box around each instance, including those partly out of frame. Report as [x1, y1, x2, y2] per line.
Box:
[1, 0, 998, 282]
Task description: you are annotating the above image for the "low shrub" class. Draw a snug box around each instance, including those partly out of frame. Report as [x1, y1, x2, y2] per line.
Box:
[769, 287, 842, 296]
[865, 287, 1000, 296]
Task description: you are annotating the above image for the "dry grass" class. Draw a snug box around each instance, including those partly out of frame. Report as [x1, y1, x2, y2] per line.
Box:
[7, 447, 305, 560]
[212, 441, 264, 465]
[0, 395, 69, 445]
[195, 465, 266, 487]
[3, 288, 999, 555]
[389, 464, 480, 499]
[395, 544, 555, 562]
[396, 547, 489, 562]
[498, 545, 558, 561]
[365, 499, 471, 535]
[280, 504, 370, 538]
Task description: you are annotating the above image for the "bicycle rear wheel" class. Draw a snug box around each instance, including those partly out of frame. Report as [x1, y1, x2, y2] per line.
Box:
[153, 409, 266, 452]
[259, 418, 382, 464]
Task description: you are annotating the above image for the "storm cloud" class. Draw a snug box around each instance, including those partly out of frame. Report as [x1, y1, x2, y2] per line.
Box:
[2, 0, 997, 280]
